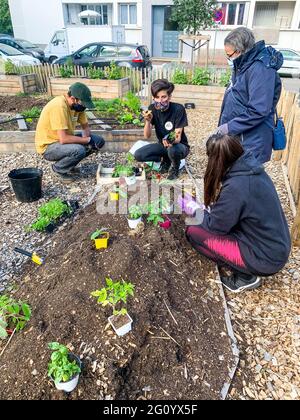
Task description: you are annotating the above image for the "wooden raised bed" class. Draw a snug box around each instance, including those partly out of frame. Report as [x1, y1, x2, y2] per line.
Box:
[171, 84, 225, 110]
[0, 74, 37, 95]
[47, 77, 130, 99]
[0, 128, 155, 154]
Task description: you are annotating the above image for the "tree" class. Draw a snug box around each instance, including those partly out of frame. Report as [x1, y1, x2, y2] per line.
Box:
[171, 0, 217, 35]
[0, 0, 13, 35]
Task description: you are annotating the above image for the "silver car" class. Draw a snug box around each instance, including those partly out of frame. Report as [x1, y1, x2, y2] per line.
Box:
[277, 48, 300, 78]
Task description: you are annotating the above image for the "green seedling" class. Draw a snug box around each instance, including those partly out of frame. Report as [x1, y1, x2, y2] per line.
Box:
[28, 198, 71, 232]
[113, 153, 135, 177]
[21, 106, 42, 122]
[48, 342, 81, 385]
[91, 277, 134, 316]
[0, 295, 31, 340]
[90, 228, 108, 240]
[128, 204, 143, 221]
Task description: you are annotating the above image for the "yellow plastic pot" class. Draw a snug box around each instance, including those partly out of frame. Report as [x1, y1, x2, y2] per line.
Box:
[110, 192, 119, 201]
[94, 232, 109, 249]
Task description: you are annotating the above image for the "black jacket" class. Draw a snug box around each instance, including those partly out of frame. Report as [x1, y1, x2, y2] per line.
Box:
[202, 151, 291, 275]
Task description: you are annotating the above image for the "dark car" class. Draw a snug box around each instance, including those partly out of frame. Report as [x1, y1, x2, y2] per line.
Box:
[0, 37, 45, 62]
[54, 42, 152, 71]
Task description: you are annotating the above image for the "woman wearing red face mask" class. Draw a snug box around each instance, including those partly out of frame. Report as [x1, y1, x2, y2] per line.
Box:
[134, 79, 190, 180]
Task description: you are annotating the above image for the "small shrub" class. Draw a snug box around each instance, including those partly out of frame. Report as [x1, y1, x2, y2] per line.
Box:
[91, 277, 135, 316]
[48, 342, 81, 385]
[219, 69, 232, 87]
[172, 69, 189, 85]
[28, 198, 71, 232]
[191, 68, 211, 86]
[128, 204, 143, 221]
[21, 106, 42, 122]
[4, 60, 17, 75]
[0, 295, 31, 340]
[106, 62, 122, 80]
[87, 64, 105, 79]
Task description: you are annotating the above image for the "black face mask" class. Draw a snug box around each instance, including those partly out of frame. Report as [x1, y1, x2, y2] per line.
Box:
[71, 104, 86, 112]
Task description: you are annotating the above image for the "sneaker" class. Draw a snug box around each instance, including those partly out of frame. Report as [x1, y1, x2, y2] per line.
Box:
[167, 166, 179, 180]
[160, 161, 171, 174]
[69, 167, 81, 175]
[50, 165, 76, 184]
[221, 273, 261, 293]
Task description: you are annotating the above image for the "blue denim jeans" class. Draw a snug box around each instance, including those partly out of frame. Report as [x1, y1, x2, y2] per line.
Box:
[43, 134, 105, 174]
[134, 142, 189, 165]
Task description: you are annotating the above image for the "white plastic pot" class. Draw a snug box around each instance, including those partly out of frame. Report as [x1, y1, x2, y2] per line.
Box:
[108, 313, 133, 337]
[52, 353, 81, 393]
[125, 175, 136, 186]
[127, 216, 142, 229]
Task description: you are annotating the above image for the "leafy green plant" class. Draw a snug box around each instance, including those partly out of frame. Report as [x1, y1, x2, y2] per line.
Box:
[48, 342, 81, 385]
[172, 69, 189, 85]
[91, 277, 135, 316]
[128, 204, 143, 220]
[106, 62, 122, 80]
[112, 153, 135, 177]
[191, 67, 211, 86]
[219, 69, 232, 87]
[144, 196, 171, 226]
[122, 92, 141, 115]
[87, 64, 105, 79]
[90, 228, 108, 240]
[119, 112, 134, 125]
[21, 106, 42, 122]
[59, 58, 74, 78]
[4, 60, 17, 75]
[0, 295, 31, 340]
[28, 198, 71, 232]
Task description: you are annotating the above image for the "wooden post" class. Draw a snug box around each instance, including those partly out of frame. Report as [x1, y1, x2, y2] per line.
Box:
[292, 200, 300, 246]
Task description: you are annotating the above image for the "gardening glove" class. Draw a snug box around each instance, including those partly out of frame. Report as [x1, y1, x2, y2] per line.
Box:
[177, 194, 204, 216]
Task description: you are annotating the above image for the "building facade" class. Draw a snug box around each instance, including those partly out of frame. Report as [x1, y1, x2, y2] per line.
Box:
[8, 0, 300, 57]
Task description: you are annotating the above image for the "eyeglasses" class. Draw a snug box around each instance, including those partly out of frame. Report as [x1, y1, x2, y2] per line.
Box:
[226, 49, 237, 59]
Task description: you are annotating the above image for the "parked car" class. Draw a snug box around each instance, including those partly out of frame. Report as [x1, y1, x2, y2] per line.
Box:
[53, 42, 152, 71]
[0, 33, 13, 38]
[0, 37, 45, 63]
[0, 43, 41, 67]
[276, 48, 300, 78]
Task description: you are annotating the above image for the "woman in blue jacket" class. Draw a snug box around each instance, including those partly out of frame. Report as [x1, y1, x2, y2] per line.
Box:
[186, 133, 291, 293]
[216, 27, 283, 164]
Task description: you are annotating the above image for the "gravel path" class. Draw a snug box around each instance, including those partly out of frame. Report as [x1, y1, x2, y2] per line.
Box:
[0, 108, 299, 399]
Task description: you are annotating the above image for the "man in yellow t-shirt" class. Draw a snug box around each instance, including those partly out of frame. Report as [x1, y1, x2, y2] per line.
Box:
[35, 82, 105, 183]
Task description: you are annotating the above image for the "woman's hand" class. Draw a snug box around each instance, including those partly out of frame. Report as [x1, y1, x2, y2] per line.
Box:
[142, 110, 153, 123]
[163, 139, 171, 148]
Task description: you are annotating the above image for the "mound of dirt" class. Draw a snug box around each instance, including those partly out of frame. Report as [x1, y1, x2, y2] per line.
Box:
[0, 201, 234, 400]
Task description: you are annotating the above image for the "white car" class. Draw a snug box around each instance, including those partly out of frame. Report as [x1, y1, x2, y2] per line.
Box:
[277, 48, 300, 78]
[0, 42, 41, 67]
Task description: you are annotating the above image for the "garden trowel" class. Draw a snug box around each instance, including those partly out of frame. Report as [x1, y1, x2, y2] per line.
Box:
[14, 247, 44, 266]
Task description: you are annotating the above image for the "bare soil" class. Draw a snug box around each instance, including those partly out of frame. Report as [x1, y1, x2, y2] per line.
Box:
[0, 199, 234, 400]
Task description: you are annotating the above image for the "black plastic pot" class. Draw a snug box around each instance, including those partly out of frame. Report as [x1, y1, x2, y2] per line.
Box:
[8, 168, 43, 203]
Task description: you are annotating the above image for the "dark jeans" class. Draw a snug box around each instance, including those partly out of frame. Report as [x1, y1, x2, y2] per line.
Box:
[134, 142, 189, 166]
[43, 134, 105, 174]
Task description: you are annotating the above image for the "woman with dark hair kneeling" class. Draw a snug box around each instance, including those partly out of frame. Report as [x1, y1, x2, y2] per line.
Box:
[135, 79, 190, 180]
[186, 134, 291, 293]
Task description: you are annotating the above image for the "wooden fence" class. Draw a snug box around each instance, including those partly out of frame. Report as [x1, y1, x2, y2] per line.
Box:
[13, 63, 227, 101]
[275, 89, 300, 245]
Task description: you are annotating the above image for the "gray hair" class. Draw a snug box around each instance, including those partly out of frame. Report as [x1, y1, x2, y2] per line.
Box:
[224, 27, 256, 54]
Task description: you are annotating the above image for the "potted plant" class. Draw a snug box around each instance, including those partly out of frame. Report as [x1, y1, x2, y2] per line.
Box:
[0, 295, 31, 340]
[91, 277, 135, 337]
[90, 228, 109, 249]
[127, 204, 143, 229]
[109, 185, 127, 201]
[163, 131, 176, 145]
[113, 153, 137, 186]
[48, 342, 81, 392]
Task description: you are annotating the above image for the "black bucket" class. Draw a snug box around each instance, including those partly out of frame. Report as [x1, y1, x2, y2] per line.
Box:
[8, 168, 43, 203]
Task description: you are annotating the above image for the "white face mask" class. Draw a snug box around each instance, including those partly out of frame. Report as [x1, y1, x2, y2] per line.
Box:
[227, 58, 234, 68]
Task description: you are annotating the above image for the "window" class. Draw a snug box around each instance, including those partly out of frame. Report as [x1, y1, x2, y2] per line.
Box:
[119, 3, 137, 25]
[77, 44, 99, 58]
[281, 50, 300, 61]
[99, 45, 117, 57]
[51, 32, 66, 46]
[80, 4, 110, 25]
[118, 45, 133, 57]
[219, 3, 248, 26]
